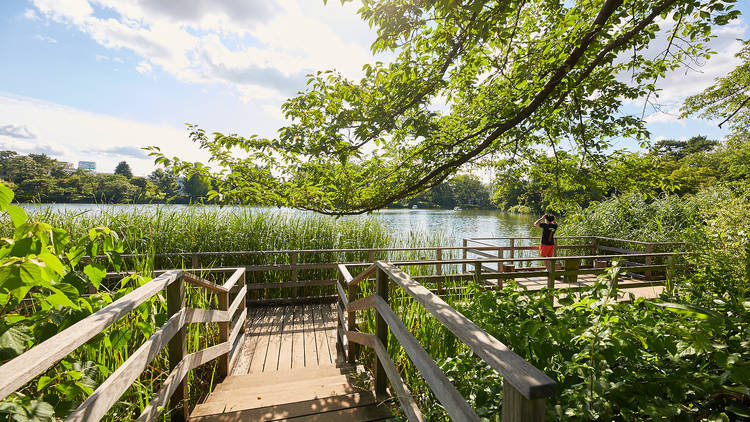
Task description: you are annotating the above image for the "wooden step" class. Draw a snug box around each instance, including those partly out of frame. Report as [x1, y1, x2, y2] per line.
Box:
[189, 391, 389, 421]
[192, 382, 363, 416]
[212, 374, 351, 395]
[221, 364, 358, 387]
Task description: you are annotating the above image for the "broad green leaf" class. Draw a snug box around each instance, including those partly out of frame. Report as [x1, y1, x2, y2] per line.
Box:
[83, 263, 106, 289]
[38, 252, 65, 276]
[0, 324, 32, 360]
[0, 183, 13, 211]
[6, 205, 27, 228]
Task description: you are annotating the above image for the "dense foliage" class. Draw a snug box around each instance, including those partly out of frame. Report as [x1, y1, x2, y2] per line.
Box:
[150, 0, 740, 215]
[363, 186, 750, 421]
[0, 150, 209, 204]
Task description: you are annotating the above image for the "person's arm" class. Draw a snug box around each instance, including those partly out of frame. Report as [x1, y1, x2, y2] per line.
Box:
[534, 215, 546, 228]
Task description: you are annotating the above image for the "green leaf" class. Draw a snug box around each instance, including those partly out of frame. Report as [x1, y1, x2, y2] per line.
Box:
[83, 264, 106, 289]
[0, 324, 32, 360]
[0, 183, 13, 211]
[650, 302, 723, 320]
[38, 252, 65, 277]
[6, 206, 27, 228]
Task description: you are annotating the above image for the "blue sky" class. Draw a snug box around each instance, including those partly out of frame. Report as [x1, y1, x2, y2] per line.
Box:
[0, 0, 748, 176]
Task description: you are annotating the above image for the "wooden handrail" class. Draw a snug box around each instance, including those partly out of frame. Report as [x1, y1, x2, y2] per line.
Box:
[0, 270, 182, 400]
[349, 263, 377, 286]
[0, 268, 248, 422]
[376, 261, 556, 400]
[347, 331, 425, 422]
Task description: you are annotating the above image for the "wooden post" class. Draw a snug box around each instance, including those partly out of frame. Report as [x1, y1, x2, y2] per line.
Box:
[546, 259, 556, 291]
[509, 238, 515, 260]
[167, 275, 187, 422]
[347, 282, 357, 364]
[435, 248, 444, 295]
[501, 379, 545, 422]
[374, 267, 389, 398]
[475, 261, 483, 282]
[337, 272, 346, 361]
[644, 244, 653, 280]
[368, 250, 375, 264]
[191, 253, 198, 269]
[462, 239, 468, 274]
[666, 255, 674, 294]
[218, 288, 230, 378]
[564, 258, 580, 284]
[239, 271, 247, 336]
[290, 252, 298, 300]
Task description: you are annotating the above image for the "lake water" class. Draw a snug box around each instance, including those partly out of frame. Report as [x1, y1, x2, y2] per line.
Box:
[19, 204, 537, 246]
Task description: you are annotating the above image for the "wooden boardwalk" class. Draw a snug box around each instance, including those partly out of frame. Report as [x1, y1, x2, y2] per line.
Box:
[190, 303, 393, 421]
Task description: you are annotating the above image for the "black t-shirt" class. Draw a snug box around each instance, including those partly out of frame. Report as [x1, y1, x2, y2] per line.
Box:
[539, 222, 557, 245]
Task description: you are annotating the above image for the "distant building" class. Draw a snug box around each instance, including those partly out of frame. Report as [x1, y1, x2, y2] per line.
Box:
[78, 161, 96, 172]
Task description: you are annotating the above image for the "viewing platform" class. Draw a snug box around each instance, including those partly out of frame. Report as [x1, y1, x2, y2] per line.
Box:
[0, 236, 684, 421]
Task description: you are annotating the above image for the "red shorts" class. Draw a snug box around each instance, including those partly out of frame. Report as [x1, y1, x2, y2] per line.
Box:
[539, 244, 555, 257]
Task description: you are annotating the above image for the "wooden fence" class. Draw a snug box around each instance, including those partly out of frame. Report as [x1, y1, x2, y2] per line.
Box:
[0, 268, 247, 422]
[336, 261, 557, 422]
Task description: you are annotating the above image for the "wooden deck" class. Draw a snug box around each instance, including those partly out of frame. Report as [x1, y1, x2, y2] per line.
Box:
[231, 303, 340, 376]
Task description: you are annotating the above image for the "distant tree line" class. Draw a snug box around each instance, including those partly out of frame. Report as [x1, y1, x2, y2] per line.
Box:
[0, 151, 213, 203]
[492, 133, 750, 213]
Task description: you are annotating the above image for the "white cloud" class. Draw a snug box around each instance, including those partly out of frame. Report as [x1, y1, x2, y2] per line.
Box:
[0, 92, 209, 176]
[28, 0, 376, 103]
[32, 34, 57, 43]
[24, 8, 40, 20]
[136, 61, 152, 74]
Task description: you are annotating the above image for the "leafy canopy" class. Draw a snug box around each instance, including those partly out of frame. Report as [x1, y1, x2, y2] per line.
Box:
[149, 0, 741, 215]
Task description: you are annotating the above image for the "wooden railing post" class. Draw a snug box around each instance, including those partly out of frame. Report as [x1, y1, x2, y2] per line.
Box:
[167, 274, 187, 422]
[217, 289, 230, 378]
[239, 271, 247, 337]
[347, 282, 358, 364]
[509, 238, 515, 260]
[290, 252, 298, 300]
[436, 248, 444, 295]
[666, 255, 674, 293]
[546, 259, 556, 291]
[501, 379, 545, 422]
[462, 239, 468, 274]
[644, 244, 653, 280]
[191, 253, 198, 269]
[337, 272, 346, 361]
[374, 266, 389, 398]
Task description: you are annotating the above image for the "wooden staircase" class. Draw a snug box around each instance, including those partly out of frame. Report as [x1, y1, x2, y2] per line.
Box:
[189, 364, 393, 421]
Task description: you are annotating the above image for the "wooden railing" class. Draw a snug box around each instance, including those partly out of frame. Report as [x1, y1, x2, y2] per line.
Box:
[96, 236, 683, 303]
[0, 268, 247, 422]
[336, 261, 557, 421]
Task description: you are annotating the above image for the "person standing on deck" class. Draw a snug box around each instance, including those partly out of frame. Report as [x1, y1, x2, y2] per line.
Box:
[534, 214, 557, 270]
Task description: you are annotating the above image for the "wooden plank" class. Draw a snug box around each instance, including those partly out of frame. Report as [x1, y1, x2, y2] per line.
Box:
[377, 261, 556, 400]
[184, 308, 227, 324]
[277, 305, 295, 371]
[68, 308, 186, 422]
[321, 303, 339, 365]
[335, 279, 349, 308]
[264, 306, 285, 372]
[182, 272, 228, 293]
[302, 303, 318, 366]
[222, 268, 245, 291]
[313, 303, 333, 365]
[189, 392, 377, 422]
[249, 306, 277, 374]
[229, 308, 247, 349]
[338, 264, 354, 283]
[369, 296, 481, 422]
[347, 295, 377, 312]
[292, 304, 305, 369]
[218, 290, 230, 378]
[0, 270, 181, 401]
[349, 264, 377, 286]
[227, 285, 247, 320]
